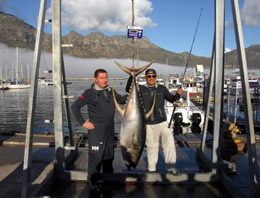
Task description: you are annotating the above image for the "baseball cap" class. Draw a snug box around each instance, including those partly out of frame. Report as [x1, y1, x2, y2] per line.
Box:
[145, 69, 156, 75]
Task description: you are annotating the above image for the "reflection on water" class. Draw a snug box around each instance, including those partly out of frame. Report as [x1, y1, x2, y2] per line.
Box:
[0, 80, 127, 135]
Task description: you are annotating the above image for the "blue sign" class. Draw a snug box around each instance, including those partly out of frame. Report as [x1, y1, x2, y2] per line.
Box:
[127, 26, 143, 39]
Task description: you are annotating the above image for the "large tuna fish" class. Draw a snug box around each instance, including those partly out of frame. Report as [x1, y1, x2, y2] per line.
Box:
[112, 60, 156, 170]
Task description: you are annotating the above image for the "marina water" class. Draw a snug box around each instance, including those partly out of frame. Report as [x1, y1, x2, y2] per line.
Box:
[0, 80, 127, 135]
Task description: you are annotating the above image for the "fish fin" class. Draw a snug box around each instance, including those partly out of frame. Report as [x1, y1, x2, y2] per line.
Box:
[145, 90, 156, 119]
[111, 80, 124, 116]
[114, 60, 155, 77]
[114, 61, 133, 75]
[135, 60, 155, 76]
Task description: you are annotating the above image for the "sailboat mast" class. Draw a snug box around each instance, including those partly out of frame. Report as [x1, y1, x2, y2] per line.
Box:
[16, 47, 19, 84]
[11, 61, 14, 81]
[0, 49, 2, 83]
[27, 64, 29, 83]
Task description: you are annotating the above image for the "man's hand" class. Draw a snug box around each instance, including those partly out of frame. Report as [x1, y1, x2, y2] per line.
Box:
[177, 87, 183, 96]
[130, 66, 140, 91]
[83, 120, 95, 130]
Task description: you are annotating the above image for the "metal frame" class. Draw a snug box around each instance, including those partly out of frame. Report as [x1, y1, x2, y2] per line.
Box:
[199, 0, 260, 197]
[230, 0, 260, 196]
[22, 0, 259, 197]
[22, 1, 48, 197]
[21, 0, 75, 197]
[197, 0, 225, 177]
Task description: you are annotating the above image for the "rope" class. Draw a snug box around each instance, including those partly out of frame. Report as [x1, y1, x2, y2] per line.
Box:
[131, 0, 135, 67]
[132, 0, 135, 26]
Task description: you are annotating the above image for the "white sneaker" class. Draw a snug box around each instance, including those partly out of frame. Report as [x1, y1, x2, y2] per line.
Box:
[167, 168, 182, 176]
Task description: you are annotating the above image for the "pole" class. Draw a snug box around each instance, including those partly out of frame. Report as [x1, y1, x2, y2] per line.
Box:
[231, 0, 260, 196]
[22, 0, 47, 197]
[52, 0, 65, 178]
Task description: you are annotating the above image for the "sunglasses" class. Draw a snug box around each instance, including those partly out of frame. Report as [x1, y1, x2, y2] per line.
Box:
[146, 75, 156, 78]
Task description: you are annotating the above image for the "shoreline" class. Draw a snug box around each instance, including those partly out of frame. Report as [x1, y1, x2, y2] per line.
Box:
[67, 77, 125, 81]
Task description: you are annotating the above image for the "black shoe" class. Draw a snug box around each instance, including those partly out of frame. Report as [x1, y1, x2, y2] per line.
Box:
[222, 160, 237, 176]
[90, 184, 101, 192]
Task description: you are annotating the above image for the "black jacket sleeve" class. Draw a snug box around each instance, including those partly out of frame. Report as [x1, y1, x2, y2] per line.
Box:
[113, 89, 128, 104]
[163, 86, 181, 103]
[71, 91, 88, 125]
[125, 76, 133, 93]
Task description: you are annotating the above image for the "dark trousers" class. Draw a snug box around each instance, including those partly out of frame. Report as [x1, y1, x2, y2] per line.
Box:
[87, 120, 115, 186]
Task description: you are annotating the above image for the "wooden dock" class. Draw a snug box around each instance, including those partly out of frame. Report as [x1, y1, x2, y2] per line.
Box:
[0, 132, 259, 197]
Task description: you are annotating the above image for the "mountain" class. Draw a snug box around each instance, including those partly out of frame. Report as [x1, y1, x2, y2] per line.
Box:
[61, 31, 212, 67]
[0, 11, 211, 67]
[225, 45, 260, 69]
[0, 11, 259, 69]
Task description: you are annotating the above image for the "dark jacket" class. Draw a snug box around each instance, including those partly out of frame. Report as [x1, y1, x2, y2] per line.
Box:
[72, 83, 127, 125]
[126, 76, 180, 124]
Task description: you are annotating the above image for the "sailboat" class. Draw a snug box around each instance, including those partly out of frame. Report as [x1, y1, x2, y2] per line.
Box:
[7, 47, 30, 89]
[0, 50, 9, 90]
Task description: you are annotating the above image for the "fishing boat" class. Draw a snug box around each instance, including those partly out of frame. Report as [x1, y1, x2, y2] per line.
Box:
[137, 74, 165, 85]
[165, 88, 205, 134]
[168, 65, 206, 94]
[168, 74, 181, 88]
[223, 84, 260, 132]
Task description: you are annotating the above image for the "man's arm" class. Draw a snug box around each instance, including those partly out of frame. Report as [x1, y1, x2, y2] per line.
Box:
[112, 89, 128, 104]
[71, 91, 88, 125]
[71, 92, 96, 130]
[164, 86, 183, 102]
[125, 75, 133, 93]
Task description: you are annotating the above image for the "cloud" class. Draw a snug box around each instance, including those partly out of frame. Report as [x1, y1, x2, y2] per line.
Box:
[241, 0, 260, 26]
[47, 0, 157, 32]
[225, 48, 231, 53]
[0, 0, 7, 11]
[225, 19, 234, 29]
[0, 43, 185, 79]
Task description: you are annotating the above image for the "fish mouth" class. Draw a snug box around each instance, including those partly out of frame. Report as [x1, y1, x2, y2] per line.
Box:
[125, 161, 137, 170]
[121, 146, 138, 170]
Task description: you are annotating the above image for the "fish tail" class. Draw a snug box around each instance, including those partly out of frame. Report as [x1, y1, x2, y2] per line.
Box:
[114, 60, 155, 77]
[135, 60, 155, 76]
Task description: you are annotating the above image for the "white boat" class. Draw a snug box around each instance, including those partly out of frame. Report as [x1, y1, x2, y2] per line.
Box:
[137, 75, 147, 85]
[156, 76, 165, 85]
[165, 88, 205, 134]
[168, 75, 181, 87]
[223, 96, 260, 125]
[38, 78, 53, 86]
[168, 74, 205, 93]
[223, 69, 259, 96]
[223, 80, 260, 129]
[7, 82, 31, 89]
[7, 47, 30, 89]
[137, 74, 165, 85]
[181, 76, 204, 93]
[0, 84, 9, 90]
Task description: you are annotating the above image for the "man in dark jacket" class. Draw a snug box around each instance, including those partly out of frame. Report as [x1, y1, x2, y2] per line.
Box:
[71, 69, 127, 191]
[126, 68, 183, 175]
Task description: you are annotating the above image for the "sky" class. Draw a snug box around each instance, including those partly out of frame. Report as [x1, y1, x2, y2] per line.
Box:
[0, 0, 260, 58]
